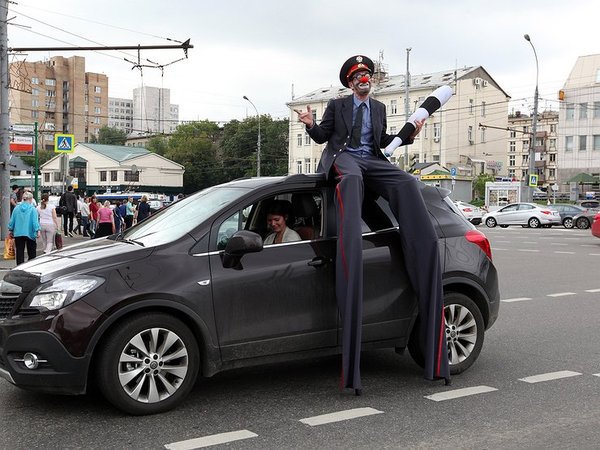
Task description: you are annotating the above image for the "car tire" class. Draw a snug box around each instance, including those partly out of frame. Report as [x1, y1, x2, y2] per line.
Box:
[528, 217, 541, 228]
[576, 217, 590, 229]
[97, 313, 200, 415]
[500, 225, 509, 228]
[563, 217, 574, 229]
[407, 292, 485, 375]
[485, 217, 497, 228]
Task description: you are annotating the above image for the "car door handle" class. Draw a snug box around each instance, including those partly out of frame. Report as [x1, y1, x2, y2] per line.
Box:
[308, 257, 330, 267]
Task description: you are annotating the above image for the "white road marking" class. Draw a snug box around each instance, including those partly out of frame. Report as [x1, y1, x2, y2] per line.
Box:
[564, 237, 581, 240]
[554, 251, 575, 254]
[502, 297, 532, 303]
[523, 241, 537, 244]
[589, 253, 600, 256]
[593, 373, 600, 377]
[585, 288, 600, 293]
[550, 243, 569, 246]
[164, 430, 258, 449]
[518, 249, 540, 252]
[425, 385, 497, 402]
[491, 248, 508, 251]
[547, 292, 577, 297]
[300, 407, 383, 426]
[580, 244, 597, 247]
[495, 240, 511, 244]
[519, 370, 582, 384]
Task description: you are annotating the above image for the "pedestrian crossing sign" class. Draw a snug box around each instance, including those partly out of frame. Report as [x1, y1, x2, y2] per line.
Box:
[54, 134, 75, 153]
[528, 174, 538, 187]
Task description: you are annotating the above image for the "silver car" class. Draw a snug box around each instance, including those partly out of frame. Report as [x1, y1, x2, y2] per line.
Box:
[483, 202, 561, 228]
[454, 201, 484, 225]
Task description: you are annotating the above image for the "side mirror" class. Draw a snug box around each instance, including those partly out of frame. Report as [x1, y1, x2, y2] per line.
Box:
[222, 230, 263, 269]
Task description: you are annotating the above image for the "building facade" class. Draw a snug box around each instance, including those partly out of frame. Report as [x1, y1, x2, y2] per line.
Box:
[507, 110, 559, 187]
[132, 86, 179, 135]
[287, 65, 510, 179]
[108, 97, 134, 134]
[557, 54, 600, 185]
[9, 56, 108, 147]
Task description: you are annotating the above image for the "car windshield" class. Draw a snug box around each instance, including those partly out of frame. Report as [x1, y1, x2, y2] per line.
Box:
[116, 186, 249, 246]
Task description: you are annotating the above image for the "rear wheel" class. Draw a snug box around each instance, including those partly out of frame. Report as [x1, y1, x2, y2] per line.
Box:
[97, 313, 200, 415]
[485, 217, 497, 228]
[408, 292, 485, 375]
[563, 217, 574, 229]
[576, 217, 590, 229]
[528, 217, 541, 228]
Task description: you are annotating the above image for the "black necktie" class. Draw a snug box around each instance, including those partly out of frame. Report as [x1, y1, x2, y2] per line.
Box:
[350, 103, 365, 148]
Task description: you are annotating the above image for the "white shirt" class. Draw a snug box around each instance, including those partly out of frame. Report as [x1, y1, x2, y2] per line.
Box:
[264, 227, 301, 245]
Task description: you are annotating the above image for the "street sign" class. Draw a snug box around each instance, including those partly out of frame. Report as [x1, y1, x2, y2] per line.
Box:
[528, 174, 538, 187]
[54, 134, 75, 153]
[450, 167, 457, 177]
[9, 135, 33, 153]
[11, 123, 35, 134]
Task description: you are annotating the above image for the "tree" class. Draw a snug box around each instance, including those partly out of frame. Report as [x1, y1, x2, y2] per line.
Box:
[90, 126, 128, 145]
[146, 135, 169, 156]
[473, 173, 495, 200]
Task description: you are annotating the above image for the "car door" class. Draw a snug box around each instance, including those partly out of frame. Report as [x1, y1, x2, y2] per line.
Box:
[517, 204, 536, 223]
[496, 204, 519, 224]
[208, 189, 337, 362]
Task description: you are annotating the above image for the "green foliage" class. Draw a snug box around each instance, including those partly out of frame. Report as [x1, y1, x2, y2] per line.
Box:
[91, 126, 128, 145]
[20, 149, 56, 169]
[146, 135, 169, 156]
[473, 173, 495, 200]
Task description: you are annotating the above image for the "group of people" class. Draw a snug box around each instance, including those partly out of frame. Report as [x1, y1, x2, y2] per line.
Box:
[7, 186, 153, 266]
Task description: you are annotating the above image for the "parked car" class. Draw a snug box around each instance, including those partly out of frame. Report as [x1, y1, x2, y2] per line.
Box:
[576, 199, 600, 210]
[0, 174, 500, 415]
[454, 201, 484, 225]
[592, 211, 600, 238]
[532, 188, 548, 200]
[548, 204, 587, 228]
[573, 210, 598, 229]
[482, 202, 561, 228]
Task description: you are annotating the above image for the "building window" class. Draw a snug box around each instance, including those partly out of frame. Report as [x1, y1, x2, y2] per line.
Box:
[94, 86, 102, 93]
[44, 173, 50, 182]
[390, 126, 397, 134]
[523, 140, 529, 150]
[390, 99, 397, 114]
[593, 135, 600, 151]
[565, 136, 573, 151]
[31, 110, 38, 118]
[45, 79, 56, 86]
[100, 171, 107, 182]
[304, 158, 311, 174]
[124, 170, 140, 182]
[468, 126, 473, 143]
[31, 77, 39, 85]
[53, 172, 62, 181]
[579, 135, 587, 151]
[522, 154, 528, 164]
[297, 134, 302, 146]
[522, 126, 528, 134]
[579, 103, 587, 119]
[509, 128, 516, 138]
[469, 99, 474, 114]
[508, 169, 515, 178]
[46, 90, 56, 97]
[433, 123, 440, 140]
[550, 153, 556, 162]
[296, 160, 302, 174]
[94, 96, 101, 104]
[481, 101, 486, 117]
[31, 88, 39, 96]
[509, 155, 515, 166]
[94, 117, 101, 124]
[111, 170, 118, 181]
[566, 106, 574, 120]
[549, 139, 556, 149]
[594, 102, 600, 119]
[549, 168, 555, 178]
[480, 127, 486, 143]
[423, 123, 427, 138]
[509, 141, 516, 152]
[95, 107, 101, 114]
[304, 132, 310, 145]
[32, 99, 39, 107]
[550, 124, 556, 133]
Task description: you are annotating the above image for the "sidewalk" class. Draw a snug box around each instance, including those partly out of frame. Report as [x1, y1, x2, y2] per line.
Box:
[0, 232, 90, 271]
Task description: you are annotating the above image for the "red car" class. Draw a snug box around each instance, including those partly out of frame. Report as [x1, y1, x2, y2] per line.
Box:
[592, 211, 600, 238]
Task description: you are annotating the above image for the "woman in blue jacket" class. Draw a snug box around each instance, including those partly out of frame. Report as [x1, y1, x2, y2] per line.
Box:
[8, 191, 41, 265]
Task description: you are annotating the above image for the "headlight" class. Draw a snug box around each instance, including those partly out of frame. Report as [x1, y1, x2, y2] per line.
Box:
[25, 275, 104, 311]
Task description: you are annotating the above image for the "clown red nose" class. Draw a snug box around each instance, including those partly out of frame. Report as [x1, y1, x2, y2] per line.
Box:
[358, 75, 370, 84]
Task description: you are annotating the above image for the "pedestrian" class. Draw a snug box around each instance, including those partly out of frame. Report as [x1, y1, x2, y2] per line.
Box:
[89, 195, 99, 238]
[37, 193, 61, 254]
[80, 197, 91, 237]
[124, 196, 135, 229]
[296, 54, 449, 394]
[8, 191, 40, 265]
[9, 184, 19, 214]
[113, 200, 123, 234]
[135, 195, 151, 223]
[59, 186, 78, 237]
[93, 201, 115, 238]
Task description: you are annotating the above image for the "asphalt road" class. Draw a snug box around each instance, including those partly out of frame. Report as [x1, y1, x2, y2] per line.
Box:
[1, 226, 600, 449]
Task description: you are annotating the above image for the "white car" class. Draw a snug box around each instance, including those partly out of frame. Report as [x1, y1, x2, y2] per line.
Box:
[454, 201, 484, 225]
[482, 202, 561, 228]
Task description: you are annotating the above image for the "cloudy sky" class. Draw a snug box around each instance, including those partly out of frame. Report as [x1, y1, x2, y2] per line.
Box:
[6, 0, 599, 123]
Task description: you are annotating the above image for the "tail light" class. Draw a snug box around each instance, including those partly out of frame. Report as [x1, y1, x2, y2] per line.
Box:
[463, 208, 473, 213]
[465, 229, 492, 260]
[540, 210, 552, 215]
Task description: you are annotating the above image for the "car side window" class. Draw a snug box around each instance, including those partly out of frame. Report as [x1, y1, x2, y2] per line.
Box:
[216, 205, 253, 250]
[519, 204, 534, 210]
[361, 194, 396, 233]
[501, 205, 518, 212]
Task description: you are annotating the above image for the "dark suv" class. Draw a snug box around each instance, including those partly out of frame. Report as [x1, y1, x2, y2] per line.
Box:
[0, 174, 499, 415]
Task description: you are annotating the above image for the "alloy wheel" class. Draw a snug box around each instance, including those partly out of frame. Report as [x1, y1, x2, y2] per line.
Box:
[445, 303, 478, 365]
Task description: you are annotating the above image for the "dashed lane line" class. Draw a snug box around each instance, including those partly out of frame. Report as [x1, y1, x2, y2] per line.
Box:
[518, 370, 582, 384]
[589, 253, 600, 256]
[547, 292, 577, 297]
[554, 251, 575, 254]
[164, 430, 258, 449]
[550, 242, 569, 246]
[300, 407, 383, 426]
[491, 248, 508, 251]
[585, 288, 600, 293]
[425, 385, 498, 402]
[518, 249, 540, 252]
[501, 297, 532, 303]
[522, 241, 538, 244]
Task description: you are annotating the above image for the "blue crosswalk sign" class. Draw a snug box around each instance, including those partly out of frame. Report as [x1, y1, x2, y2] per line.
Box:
[54, 134, 75, 153]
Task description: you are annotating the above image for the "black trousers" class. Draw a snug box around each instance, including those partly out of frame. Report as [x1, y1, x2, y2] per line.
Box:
[14, 236, 37, 266]
[63, 212, 74, 235]
[331, 152, 449, 390]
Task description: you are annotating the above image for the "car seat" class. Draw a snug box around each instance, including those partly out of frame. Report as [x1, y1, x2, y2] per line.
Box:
[291, 193, 320, 240]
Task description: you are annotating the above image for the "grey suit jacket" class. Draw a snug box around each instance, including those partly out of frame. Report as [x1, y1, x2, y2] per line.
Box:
[307, 94, 411, 177]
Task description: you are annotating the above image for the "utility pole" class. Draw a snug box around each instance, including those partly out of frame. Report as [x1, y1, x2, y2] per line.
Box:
[0, 0, 10, 239]
[403, 47, 411, 171]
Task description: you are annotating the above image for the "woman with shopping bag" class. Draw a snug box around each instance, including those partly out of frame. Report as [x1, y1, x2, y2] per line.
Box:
[8, 191, 40, 265]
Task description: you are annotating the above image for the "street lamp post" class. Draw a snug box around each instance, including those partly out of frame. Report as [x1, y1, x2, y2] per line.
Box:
[524, 34, 539, 202]
[243, 95, 261, 177]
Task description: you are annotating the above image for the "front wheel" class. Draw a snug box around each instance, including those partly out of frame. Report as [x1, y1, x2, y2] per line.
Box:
[408, 292, 485, 375]
[563, 217, 574, 229]
[528, 217, 541, 228]
[97, 313, 200, 415]
[576, 217, 591, 229]
[485, 217, 497, 228]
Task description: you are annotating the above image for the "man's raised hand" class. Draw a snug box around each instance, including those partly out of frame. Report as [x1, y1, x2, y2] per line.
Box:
[294, 105, 314, 128]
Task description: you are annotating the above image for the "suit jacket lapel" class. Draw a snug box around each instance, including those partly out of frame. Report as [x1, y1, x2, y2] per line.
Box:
[342, 95, 353, 134]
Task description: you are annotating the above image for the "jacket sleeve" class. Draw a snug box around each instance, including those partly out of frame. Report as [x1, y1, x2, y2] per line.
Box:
[307, 99, 335, 144]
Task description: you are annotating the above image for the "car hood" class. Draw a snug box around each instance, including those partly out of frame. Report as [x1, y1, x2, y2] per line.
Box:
[14, 238, 153, 283]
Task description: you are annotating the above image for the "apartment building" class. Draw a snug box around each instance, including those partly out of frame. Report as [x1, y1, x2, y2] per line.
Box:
[287, 65, 510, 178]
[9, 55, 108, 147]
[557, 54, 600, 185]
[108, 97, 134, 134]
[507, 110, 559, 186]
[132, 86, 179, 135]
